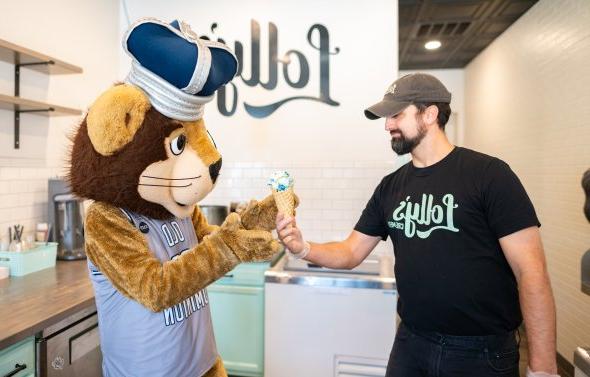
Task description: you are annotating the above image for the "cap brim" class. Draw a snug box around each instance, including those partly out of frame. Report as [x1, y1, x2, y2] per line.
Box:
[364, 100, 411, 120]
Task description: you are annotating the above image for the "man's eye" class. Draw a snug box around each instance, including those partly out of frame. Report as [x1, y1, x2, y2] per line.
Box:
[170, 134, 186, 155]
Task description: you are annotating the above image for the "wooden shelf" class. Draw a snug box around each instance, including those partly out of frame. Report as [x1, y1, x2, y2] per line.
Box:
[0, 39, 83, 148]
[0, 38, 82, 75]
[0, 93, 81, 116]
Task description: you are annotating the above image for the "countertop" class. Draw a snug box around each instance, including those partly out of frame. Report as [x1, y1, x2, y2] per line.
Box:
[0, 260, 95, 349]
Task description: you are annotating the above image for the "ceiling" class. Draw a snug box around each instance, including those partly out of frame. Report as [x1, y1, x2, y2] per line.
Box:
[399, 0, 538, 69]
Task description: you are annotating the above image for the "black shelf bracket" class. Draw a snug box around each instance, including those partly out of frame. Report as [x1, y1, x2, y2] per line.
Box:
[13, 60, 55, 149]
[14, 108, 55, 148]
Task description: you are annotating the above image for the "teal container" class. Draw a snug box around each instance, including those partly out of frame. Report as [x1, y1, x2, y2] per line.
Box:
[0, 242, 57, 276]
[209, 262, 269, 377]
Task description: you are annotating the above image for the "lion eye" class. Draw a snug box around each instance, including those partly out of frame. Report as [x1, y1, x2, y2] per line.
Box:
[170, 134, 186, 155]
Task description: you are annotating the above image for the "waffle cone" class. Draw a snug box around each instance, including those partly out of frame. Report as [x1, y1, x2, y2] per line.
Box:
[273, 186, 295, 216]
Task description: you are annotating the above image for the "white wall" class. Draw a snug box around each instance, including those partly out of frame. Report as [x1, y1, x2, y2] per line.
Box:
[399, 69, 464, 146]
[464, 0, 590, 363]
[0, 0, 120, 241]
[120, 0, 398, 163]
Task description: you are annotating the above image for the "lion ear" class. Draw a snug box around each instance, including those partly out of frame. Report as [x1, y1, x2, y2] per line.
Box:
[87, 84, 151, 156]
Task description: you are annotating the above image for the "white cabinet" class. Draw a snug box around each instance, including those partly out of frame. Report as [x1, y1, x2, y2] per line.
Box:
[264, 282, 397, 377]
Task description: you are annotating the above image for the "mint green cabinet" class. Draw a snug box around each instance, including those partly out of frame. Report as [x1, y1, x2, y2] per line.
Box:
[209, 262, 268, 377]
[0, 336, 35, 377]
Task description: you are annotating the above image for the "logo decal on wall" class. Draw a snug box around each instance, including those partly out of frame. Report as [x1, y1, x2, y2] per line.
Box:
[202, 20, 340, 118]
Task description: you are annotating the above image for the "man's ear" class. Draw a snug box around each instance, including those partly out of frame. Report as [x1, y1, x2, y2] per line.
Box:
[424, 105, 439, 126]
[87, 84, 151, 156]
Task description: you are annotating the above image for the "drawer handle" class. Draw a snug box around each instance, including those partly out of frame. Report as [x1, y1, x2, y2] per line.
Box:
[3, 363, 27, 377]
[224, 274, 234, 278]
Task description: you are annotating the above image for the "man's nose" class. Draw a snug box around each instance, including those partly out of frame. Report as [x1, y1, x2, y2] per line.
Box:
[209, 158, 222, 184]
[385, 117, 396, 131]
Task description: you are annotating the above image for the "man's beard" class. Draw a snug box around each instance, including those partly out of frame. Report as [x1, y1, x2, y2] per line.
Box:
[390, 119, 427, 155]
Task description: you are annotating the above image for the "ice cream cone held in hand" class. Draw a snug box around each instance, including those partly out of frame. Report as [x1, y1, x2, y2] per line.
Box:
[267, 170, 295, 217]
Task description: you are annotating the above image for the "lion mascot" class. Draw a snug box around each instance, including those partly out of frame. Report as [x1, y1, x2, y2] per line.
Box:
[68, 18, 286, 377]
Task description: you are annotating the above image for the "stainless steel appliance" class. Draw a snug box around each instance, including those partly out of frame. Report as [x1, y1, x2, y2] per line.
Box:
[48, 179, 86, 260]
[36, 305, 102, 377]
[199, 205, 228, 226]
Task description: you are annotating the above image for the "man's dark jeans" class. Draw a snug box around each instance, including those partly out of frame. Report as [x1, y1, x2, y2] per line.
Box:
[386, 322, 520, 377]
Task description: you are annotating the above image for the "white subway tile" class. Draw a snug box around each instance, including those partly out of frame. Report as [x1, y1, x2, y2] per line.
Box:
[0, 208, 10, 223]
[0, 168, 20, 180]
[332, 200, 355, 210]
[244, 169, 262, 178]
[10, 180, 28, 194]
[19, 168, 38, 180]
[0, 194, 20, 209]
[321, 209, 346, 221]
[0, 182, 10, 194]
[323, 169, 344, 178]
[17, 193, 36, 207]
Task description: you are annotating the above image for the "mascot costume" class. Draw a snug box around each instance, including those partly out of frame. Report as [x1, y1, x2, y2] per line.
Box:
[68, 18, 290, 377]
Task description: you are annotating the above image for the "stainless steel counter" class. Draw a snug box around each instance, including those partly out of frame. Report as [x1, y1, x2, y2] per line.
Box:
[264, 252, 396, 289]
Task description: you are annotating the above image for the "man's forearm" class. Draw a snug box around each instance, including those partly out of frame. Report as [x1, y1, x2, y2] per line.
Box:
[519, 269, 558, 373]
[305, 241, 357, 269]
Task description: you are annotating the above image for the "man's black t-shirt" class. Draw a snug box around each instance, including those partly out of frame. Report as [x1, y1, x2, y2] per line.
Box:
[355, 147, 540, 336]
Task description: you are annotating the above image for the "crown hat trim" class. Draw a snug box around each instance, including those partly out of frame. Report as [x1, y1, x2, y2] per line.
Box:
[126, 61, 213, 121]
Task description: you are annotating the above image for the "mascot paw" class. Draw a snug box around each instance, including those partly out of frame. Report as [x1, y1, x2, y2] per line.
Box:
[217, 212, 281, 262]
[239, 194, 299, 231]
[219, 212, 242, 231]
[233, 229, 281, 262]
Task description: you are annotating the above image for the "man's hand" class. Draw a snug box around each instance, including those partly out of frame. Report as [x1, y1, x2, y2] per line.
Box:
[276, 213, 305, 254]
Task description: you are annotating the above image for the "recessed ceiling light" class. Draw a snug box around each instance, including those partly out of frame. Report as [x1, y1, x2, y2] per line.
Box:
[424, 40, 441, 50]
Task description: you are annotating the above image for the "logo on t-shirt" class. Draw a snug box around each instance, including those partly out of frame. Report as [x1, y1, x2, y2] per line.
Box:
[388, 193, 459, 239]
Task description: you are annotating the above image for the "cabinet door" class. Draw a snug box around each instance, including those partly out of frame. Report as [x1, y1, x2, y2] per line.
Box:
[0, 337, 35, 377]
[209, 285, 264, 377]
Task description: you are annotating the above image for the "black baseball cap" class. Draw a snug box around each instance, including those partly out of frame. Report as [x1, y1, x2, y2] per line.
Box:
[364, 73, 452, 120]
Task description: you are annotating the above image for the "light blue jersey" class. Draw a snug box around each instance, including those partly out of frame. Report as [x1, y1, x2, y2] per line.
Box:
[88, 208, 218, 377]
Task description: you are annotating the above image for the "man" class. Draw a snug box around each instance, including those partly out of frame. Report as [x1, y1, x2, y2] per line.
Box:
[276, 73, 559, 377]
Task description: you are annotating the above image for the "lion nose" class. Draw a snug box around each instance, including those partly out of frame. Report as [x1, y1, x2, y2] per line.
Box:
[209, 158, 222, 184]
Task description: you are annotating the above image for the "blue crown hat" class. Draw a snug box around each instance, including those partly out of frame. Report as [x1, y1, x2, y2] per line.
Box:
[123, 18, 238, 121]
